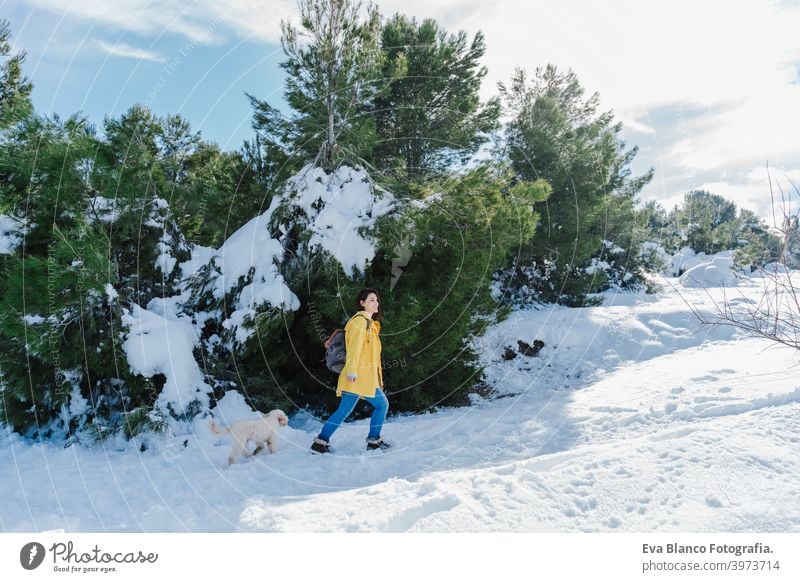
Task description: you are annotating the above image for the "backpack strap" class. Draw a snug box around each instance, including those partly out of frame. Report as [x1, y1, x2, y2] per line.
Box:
[324, 328, 344, 349]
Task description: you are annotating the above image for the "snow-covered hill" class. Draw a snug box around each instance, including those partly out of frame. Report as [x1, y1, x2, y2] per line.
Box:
[1, 274, 798, 532]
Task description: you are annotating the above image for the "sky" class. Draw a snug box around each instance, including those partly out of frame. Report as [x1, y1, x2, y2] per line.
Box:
[3, 0, 800, 222]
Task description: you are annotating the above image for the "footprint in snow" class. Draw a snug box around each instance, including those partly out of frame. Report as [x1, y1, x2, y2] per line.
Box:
[689, 375, 718, 383]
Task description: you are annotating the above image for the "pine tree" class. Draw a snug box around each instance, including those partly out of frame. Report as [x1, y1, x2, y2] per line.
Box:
[0, 113, 142, 438]
[498, 65, 653, 304]
[95, 105, 182, 304]
[661, 191, 782, 269]
[734, 207, 783, 269]
[157, 113, 201, 184]
[371, 165, 549, 409]
[247, 0, 384, 172]
[672, 190, 738, 254]
[0, 105, 220, 439]
[371, 14, 500, 183]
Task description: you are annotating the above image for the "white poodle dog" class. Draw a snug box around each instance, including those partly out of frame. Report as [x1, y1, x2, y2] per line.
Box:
[210, 409, 288, 465]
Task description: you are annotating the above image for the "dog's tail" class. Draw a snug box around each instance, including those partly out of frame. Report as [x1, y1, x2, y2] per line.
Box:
[209, 420, 229, 437]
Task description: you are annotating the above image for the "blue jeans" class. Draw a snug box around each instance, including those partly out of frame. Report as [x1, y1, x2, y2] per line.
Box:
[317, 388, 389, 442]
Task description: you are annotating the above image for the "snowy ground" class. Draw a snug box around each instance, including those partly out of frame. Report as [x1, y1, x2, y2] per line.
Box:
[1, 274, 799, 532]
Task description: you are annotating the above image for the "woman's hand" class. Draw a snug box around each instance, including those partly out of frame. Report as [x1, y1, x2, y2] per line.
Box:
[347, 372, 357, 383]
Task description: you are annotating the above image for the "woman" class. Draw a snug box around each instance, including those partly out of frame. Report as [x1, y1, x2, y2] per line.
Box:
[311, 288, 392, 453]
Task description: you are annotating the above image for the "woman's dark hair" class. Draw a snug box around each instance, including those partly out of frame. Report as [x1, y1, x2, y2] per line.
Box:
[355, 287, 381, 321]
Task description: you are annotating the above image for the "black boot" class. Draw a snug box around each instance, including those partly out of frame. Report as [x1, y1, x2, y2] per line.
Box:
[310, 437, 331, 454]
[366, 437, 391, 451]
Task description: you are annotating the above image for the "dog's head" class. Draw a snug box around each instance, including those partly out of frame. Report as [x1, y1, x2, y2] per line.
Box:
[269, 409, 289, 427]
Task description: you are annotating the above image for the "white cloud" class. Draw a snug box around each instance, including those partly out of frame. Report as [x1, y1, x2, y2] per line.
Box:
[23, 0, 294, 45]
[670, 139, 695, 157]
[619, 115, 656, 135]
[95, 39, 164, 63]
[24, 0, 227, 44]
[203, 0, 296, 43]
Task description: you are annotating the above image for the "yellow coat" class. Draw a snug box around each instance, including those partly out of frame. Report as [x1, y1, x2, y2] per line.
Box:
[337, 311, 383, 398]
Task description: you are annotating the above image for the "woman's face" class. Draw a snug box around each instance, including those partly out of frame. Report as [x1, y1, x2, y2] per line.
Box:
[361, 293, 379, 314]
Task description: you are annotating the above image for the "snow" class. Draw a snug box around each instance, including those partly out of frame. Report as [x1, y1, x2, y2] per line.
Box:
[409, 191, 443, 210]
[602, 239, 625, 254]
[194, 209, 300, 345]
[154, 241, 177, 276]
[66, 384, 90, 419]
[764, 262, 789, 274]
[670, 246, 712, 276]
[178, 244, 216, 280]
[585, 258, 611, 275]
[283, 164, 395, 277]
[170, 164, 390, 349]
[121, 304, 211, 414]
[679, 252, 739, 288]
[639, 241, 671, 269]
[2, 271, 799, 532]
[104, 283, 118, 301]
[207, 211, 284, 299]
[87, 196, 120, 223]
[172, 202, 299, 347]
[0, 214, 25, 254]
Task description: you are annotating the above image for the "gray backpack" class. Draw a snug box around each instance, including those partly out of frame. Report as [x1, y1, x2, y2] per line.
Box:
[323, 315, 370, 373]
